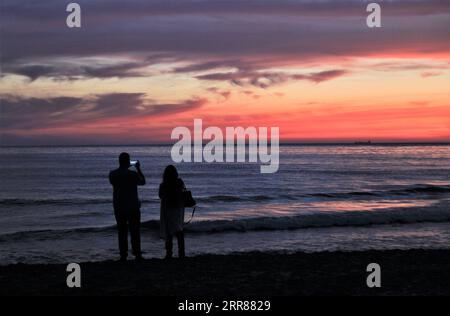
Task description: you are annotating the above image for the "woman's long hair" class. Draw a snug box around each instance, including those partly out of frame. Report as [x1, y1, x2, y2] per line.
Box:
[162, 165, 179, 184]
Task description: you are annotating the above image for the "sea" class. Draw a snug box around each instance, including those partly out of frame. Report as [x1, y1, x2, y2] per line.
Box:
[0, 144, 449, 265]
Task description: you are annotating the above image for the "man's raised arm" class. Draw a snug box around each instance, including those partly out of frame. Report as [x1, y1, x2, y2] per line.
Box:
[135, 161, 146, 185]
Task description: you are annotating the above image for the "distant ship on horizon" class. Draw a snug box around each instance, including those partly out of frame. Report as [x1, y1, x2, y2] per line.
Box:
[354, 140, 372, 145]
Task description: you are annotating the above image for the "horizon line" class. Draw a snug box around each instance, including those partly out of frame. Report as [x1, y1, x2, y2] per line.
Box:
[1, 141, 449, 148]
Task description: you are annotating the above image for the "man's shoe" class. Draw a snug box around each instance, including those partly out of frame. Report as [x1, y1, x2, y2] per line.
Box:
[178, 249, 185, 259]
[119, 256, 127, 262]
[135, 255, 145, 262]
[164, 253, 173, 260]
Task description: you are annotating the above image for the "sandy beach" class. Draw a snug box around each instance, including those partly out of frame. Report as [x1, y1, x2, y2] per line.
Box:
[0, 249, 449, 296]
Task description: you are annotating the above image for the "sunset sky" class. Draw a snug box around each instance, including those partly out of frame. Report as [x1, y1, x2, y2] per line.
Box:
[1, 0, 449, 145]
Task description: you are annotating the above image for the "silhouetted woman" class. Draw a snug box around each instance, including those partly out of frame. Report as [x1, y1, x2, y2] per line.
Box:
[159, 165, 186, 259]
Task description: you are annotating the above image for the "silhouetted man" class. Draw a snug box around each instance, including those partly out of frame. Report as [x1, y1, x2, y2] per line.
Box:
[109, 152, 146, 261]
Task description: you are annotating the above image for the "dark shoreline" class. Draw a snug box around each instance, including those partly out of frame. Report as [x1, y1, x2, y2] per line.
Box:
[0, 249, 449, 296]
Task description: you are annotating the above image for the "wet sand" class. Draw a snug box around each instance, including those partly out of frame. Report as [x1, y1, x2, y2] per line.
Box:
[0, 249, 449, 296]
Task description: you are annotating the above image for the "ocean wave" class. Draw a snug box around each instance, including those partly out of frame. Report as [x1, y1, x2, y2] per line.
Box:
[390, 184, 450, 195]
[1, 184, 448, 207]
[0, 195, 273, 207]
[0, 198, 111, 206]
[182, 205, 450, 233]
[197, 195, 274, 202]
[1, 203, 449, 242]
[0, 198, 158, 207]
[309, 184, 450, 198]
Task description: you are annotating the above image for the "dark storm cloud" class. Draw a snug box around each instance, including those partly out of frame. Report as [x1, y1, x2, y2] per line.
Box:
[4, 0, 449, 19]
[81, 62, 148, 79]
[2, 60, 162, 81]
[173, 60, 248, 73]
[292, 70, 349, 83]
[196, 69, 349, 88]
[206, 87, 232, 100]
[1, 0, 448, 67]
[0, 94, 206, 129]
[8, 65, 57, 81]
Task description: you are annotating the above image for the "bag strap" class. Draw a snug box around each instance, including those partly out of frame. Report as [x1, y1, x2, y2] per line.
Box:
[184, 206, 196, 225]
